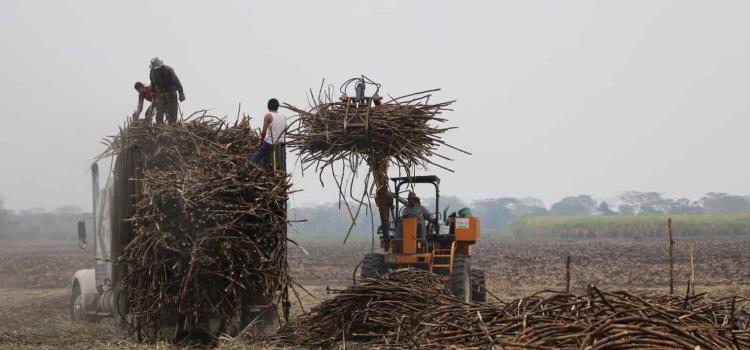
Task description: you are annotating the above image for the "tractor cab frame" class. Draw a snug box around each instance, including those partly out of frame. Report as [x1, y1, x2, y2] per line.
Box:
[387, 175, 441, 252]
[362, 175, 486, 302]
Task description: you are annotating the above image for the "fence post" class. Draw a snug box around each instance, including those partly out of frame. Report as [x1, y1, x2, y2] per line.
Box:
[689, 243, 695, 296]
[668, 217, 675, 295]
[566, 255, 571, 294]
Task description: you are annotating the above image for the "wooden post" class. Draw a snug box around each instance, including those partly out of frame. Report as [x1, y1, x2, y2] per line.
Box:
[668, 218, 675, 295]
[565, 256, 571, 294]
[689, 243, 695, 296]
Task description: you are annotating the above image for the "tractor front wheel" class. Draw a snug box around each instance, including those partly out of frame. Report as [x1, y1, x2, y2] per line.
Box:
[449, 254, 471, 303]
[471, 269, 487, 302]
[360, 253, 387, 279]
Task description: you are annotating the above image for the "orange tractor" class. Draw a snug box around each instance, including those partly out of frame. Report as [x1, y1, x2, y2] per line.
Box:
[360, 175, 486, 302]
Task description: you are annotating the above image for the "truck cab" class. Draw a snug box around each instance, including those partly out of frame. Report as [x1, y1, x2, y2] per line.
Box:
[71, 161, 122, 323]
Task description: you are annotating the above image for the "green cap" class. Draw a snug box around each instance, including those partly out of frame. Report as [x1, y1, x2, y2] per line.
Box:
[458, 207, 472, 217]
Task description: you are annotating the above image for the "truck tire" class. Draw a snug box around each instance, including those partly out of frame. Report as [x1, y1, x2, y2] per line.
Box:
[112, 286, 130, 331]
[449, 254, 471, 303]
[240, 299, 279, 337]
[471, 269, 487, 302]
[360, 254, 387, 279]
[70, 281, 97, 323]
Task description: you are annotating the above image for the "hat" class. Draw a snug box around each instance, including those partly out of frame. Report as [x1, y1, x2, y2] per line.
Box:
[458, 207, 473, 217]
[150, 57, 164, 69]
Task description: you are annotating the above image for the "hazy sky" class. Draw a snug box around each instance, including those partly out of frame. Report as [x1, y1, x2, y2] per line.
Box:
[1, 0, 749, 211]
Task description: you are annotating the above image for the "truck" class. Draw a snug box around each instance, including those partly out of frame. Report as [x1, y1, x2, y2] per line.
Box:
[70, 134, 286, 338]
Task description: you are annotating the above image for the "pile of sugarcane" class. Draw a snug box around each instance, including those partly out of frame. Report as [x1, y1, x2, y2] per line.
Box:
[101, 115, 291, 340]
[272, 269, 750, 349]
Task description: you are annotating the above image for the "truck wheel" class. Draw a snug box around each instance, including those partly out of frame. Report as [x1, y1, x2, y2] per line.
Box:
[360, 254, 387, 279]
[112, 287, 130, 331]
[471, 269, 487, 302]
[70, 281, 96, 323]
[240, 305, 279, 337]
[257, 308, 279, 336]
[449, 254, 471, 303]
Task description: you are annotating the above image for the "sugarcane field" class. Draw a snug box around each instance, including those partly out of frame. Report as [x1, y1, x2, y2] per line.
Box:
[2, 2, 750, 350]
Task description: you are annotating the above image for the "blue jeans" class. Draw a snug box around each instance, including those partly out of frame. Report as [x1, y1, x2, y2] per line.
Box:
[250, 141, 273, 164]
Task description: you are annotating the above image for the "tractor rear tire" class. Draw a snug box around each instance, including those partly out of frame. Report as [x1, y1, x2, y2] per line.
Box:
[449, 254, 471, 303]
[360, 254, 387, 279]
[471, 269, 487, 302]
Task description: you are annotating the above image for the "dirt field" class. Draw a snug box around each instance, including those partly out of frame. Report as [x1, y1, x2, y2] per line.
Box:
[1, 238, 749, 349]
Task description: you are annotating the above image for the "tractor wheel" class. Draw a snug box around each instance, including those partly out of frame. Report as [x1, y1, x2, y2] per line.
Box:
[449, 254, 471, 303]
[360, 254, 387, 279]
[471, 269, 487, 302]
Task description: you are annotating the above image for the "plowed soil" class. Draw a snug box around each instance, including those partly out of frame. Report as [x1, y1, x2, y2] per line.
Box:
[1, 238, 748, 349]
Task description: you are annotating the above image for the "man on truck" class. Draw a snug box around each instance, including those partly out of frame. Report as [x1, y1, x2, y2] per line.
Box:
[149, 57, 185, 124]
[132, 82, 157, 121]
[249, 98, 287, 167]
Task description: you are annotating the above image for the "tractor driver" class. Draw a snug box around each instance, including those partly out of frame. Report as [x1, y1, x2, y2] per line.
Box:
[401, 191, 433, 239]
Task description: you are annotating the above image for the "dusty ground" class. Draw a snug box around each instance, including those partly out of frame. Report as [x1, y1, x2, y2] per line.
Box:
[1, 238, 749, 349]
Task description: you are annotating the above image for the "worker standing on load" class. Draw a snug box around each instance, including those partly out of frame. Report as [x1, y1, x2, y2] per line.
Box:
[402, 191, 433, 239]
[249, 98, 287, 166]
[132, 82, 157, 121]
[148, 57, 185, 124]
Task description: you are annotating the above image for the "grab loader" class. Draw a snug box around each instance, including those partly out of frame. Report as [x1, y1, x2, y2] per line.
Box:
[337, 76, 485, 302]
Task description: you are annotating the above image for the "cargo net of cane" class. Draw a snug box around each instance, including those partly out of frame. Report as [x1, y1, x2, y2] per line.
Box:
[284, 77, 469, 237]
[99, 113, 293, 340]
[270, 268, 750, 350]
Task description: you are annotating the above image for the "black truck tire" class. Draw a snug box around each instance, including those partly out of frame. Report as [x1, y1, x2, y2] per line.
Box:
[240, 306, 279, 337]
[360, 253, 387, 279]
[70, 282, 97, 323]
[471, 269, 487, 302]
[449, 254, 471, 303]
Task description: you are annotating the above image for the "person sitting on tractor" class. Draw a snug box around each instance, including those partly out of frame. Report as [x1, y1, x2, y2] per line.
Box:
[401, 191, 433, 239]
[447, 211, 457, 235]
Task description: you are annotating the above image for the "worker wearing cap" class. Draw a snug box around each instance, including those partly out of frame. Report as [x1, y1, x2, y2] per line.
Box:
[132, 82, 157, 121]
[148, 57, 185, 124]
[401, 191, 433, 239]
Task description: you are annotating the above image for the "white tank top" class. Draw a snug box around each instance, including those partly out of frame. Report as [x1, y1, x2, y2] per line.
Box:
[265, 111, 287, 144]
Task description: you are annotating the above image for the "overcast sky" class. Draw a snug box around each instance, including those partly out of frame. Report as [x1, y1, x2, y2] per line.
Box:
[1, 0, 748, 211]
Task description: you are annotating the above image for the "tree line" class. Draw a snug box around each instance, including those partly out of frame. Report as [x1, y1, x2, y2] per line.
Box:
[0, 201, 83, 241]
[1, 191, 749, 241]
[289, 191, 750, 238]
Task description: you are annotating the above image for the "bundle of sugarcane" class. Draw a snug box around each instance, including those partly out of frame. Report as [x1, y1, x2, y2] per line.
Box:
[284, 88, 462, 174]
[284, 84, 468, 239]
[100, 115, 291, 340]
[272, 268, 750, 349]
